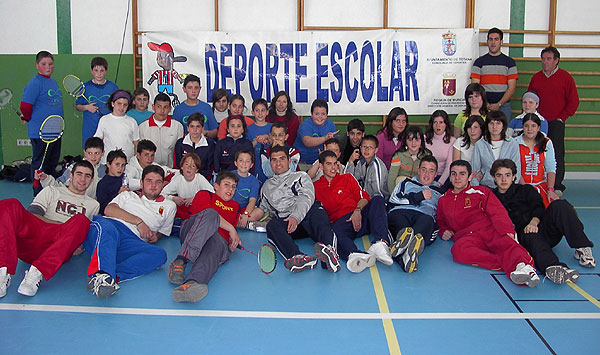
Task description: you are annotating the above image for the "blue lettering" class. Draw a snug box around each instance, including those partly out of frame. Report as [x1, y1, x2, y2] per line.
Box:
[204, 44, 219, 99]
[316, 43, 328, 100]
[376, 41, 388, 102]
[330, 42, 343, 103]
[234, 44, 247, 95]
[345, 42, 358, 103]
[295, 43, 308, 103]
[219, 44, 233, 95]
[280, 43, 294, 93]
[248, 43, 263, 99]
[265, 43, 279, 101]
[389, 41, 404, 101]
[360, 41, 374, 102]
[405, 41, 419, 101]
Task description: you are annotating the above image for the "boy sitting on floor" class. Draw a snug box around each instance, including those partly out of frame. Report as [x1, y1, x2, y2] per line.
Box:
[168, 171, 242, 303]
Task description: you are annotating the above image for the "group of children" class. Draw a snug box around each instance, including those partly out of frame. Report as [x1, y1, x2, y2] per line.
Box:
[3, 51, 595, 303]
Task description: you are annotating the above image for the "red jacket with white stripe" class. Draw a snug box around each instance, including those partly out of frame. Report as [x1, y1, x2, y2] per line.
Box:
[314, 173, 370, 223]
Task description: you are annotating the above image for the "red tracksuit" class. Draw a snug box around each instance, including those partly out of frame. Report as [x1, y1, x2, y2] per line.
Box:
[0, 199, 90, 280]
[436, 185, 534, 278]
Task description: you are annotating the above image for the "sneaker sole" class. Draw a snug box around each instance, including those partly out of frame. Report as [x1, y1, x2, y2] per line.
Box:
[545, 265, 567, 284]
[314, 244, 340, 273]
[403, 254, 418, 273]
[390, 227, 414, 258]
[96, 284, 120, 299]
[173, 283, 208, 303]
[346, 254, 376, 273]
[566, 268, 580, 283]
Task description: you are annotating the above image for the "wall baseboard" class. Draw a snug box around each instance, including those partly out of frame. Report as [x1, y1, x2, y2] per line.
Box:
[565, 172, 600, 180]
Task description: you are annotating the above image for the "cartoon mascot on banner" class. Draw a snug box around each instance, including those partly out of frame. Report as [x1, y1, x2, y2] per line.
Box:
[147, 42, 187, 107]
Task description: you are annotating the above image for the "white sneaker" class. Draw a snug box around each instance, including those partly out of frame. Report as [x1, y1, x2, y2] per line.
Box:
[574, 247, 596, 268]
[367, 241, 393, 266]
[0, 267, 10, 298]
[510, 262, 540, 288]
[17, 265, 43, 296]
[346, 252, 376, 273]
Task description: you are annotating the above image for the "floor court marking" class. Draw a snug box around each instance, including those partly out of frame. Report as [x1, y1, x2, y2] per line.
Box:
[566, 281, 600, 309]
[362, 236, 401, 355]
[1, 303, 599, 319]
[574, 206, 600, 209]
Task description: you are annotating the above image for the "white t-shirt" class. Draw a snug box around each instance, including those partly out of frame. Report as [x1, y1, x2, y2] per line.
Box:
[94, 113, 140, 164]
[453, 137, 476, 164]
[491, 139, 504, 160]
[107, 191, 176, 239]
[29, 186, 99, 223]
[161, 173, 214, 199]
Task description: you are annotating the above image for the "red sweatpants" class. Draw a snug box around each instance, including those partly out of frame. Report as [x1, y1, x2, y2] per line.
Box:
[451, 230, 534, 278]
[0, 198, 90, 280]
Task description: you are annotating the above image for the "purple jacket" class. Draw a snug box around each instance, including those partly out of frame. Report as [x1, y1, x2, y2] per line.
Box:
[376, 129, 403, 169]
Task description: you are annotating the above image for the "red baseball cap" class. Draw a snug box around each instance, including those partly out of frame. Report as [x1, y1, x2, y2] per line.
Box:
[148, 42, 173, 53]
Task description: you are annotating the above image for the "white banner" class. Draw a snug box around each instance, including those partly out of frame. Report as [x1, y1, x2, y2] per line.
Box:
[142, 29, 478, 116]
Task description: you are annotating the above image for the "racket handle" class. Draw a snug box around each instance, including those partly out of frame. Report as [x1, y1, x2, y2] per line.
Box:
[33, 169, 42, 188]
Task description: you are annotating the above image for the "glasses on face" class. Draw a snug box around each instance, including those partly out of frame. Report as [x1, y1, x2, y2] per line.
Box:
[360, 145, 376, 150]
[393, 118, 406, 123]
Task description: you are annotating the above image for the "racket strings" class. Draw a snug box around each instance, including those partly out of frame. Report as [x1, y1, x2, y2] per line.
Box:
[63, 76, 85, 97]
[40, 116, 64, 141]
[258, 244, 277, 273]
[0, 88, 13, 107]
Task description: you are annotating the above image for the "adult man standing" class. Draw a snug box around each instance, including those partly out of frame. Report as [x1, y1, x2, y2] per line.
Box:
[0, 160, 99, 297]
[528, 46, 579, 194]
[84, 165, 176, 298]
[260, 145, 340, 273]
[471, 27, 518, 120]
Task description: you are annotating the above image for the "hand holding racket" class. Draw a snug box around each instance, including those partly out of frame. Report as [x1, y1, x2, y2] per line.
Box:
[238, 244, 277, 274]
[0, 88, 24, 119]
[33, 115, 64, 188]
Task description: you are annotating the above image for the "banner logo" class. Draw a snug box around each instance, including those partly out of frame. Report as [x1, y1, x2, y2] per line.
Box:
[442, 31, 457, 56]
[442, 73, 456, 96]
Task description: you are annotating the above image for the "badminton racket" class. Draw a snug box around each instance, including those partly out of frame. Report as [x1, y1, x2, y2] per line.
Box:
[63, 74, 92, 104]
[33, 115, 64, 188]
[0, 88, 23, 118]
[238, 243, 277, 274]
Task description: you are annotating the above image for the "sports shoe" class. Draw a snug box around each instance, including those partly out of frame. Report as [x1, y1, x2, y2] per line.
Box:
[401, 233, 425, 273]
[0, 267, 10, 298]
[389, 227, 414, 258]
[88, 272, 120, 299]
[173, 281, 208, 303]
[17, 265, 43, 296]
[168, 259, 186, 285]
[545, 265, 580, 284]
[510, 262, 540, 288]
[314, 242, 340, 272]
[574, 247, 596, 268]
[367, 240, 393, 266]
[284, 254, 318, 273]
[346, 252, 376, 273]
